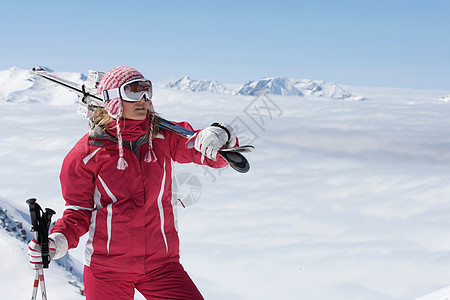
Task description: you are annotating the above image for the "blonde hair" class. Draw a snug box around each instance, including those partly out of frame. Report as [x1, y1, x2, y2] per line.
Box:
[91, 108, 160, 138]
[91, 109, 113, 130]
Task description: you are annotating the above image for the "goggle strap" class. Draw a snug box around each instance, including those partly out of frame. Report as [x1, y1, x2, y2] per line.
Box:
[103, 88, 120, 102]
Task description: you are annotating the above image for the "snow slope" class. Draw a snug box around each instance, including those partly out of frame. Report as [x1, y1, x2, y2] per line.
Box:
[1, 67, 450, 299]
[0, 67, 85, 105]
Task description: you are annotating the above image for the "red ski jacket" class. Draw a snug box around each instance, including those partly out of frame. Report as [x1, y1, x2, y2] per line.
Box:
[51, 121, 228, 275]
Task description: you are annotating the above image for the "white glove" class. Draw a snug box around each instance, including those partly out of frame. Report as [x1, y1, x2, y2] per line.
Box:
[188, 123, 237, 162]
[28, 232, 68, 270]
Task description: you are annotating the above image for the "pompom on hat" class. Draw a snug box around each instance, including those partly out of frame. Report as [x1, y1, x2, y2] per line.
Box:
[97, 66, 157, 170]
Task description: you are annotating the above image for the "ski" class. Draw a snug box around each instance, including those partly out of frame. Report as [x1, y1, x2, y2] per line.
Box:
[29, 67, 253, 173]
[220, 145, 255, 153]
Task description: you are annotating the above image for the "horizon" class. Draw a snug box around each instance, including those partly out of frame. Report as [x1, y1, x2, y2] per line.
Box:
[4, 66, 449, 95]
[0, 0, 449, 90]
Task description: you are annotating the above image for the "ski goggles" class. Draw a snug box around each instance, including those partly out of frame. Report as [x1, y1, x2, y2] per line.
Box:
[102, 79, 153, 102]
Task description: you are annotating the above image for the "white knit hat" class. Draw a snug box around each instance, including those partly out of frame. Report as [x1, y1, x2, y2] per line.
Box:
[97, 66, 156, 170]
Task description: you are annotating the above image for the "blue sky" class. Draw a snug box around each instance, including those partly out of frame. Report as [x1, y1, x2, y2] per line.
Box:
[1, 0, 449, 89]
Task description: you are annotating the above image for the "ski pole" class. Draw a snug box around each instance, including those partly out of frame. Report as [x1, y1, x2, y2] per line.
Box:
[31, 269, 47, 300]
[26, 198, 55, 300]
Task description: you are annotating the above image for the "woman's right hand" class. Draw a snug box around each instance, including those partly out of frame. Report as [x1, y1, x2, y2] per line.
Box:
[28, 232, 68, 270]
[28, 239, 56, 270]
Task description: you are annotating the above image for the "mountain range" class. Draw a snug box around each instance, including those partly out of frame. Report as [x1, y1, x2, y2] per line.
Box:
[166, 76, 366, 100]
[1, 67, 366, 102]
[2, 67, 449, 104]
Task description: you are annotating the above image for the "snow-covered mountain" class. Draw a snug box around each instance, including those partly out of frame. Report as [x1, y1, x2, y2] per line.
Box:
[166, 76, 232, 94]
[3, 67, 363, 102]
[235, 77, 365, 100]
[0, 197, 33, 243]
[0, 67, 85, 105]
[235, 77, 303, 96]
[0, 195, 85, 298]
[166, 75, 365, 100]
[0, 67, 36, 102]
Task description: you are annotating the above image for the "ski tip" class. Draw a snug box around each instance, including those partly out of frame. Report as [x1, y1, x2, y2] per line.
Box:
[220, 152, 251, 173]
[31, 66, 53, 73]
[240, 145, 255, 152]
[32, 67, 45, 72]
[220, 145, 255, 153]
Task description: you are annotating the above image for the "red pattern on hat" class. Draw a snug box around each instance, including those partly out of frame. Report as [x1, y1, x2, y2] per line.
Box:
[97, 66, 145, 119]
[97, 66, 156, 169]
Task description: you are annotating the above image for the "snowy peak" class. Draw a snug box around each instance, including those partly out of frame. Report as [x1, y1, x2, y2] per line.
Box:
[234, 77, 364, 100]
[166, 76, 231, 94]
[166, 75, 365, 100]
[294, 79, 358, 99]
[0, 67, 35, 100]
[235, 77, 303, 96]
[0, 67, 85, 104]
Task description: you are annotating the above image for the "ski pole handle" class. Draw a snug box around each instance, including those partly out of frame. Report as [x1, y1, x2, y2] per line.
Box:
[40, 208, 56, 269]
[26, 198, 56, 269]
[26, 198, 40, 242]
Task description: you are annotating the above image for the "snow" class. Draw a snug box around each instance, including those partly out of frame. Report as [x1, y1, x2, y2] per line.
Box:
[0, 67, 85, 105]
[1, 67, 450, 299]
[0, 227, 83, 299]
[166, 75, 364, 100]
[417, 286, 450, 300]
[440, 95, 450, 103]
[166, 76, 231, 94]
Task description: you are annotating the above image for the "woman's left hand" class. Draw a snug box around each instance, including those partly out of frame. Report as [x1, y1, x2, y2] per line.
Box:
[188, 123, 237, 162]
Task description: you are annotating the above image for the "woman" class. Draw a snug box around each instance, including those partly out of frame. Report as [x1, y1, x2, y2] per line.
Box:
[28, 66, 237, 299]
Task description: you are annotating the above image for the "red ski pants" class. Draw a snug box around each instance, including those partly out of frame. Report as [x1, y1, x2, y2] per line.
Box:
[83, 262, 204, 300]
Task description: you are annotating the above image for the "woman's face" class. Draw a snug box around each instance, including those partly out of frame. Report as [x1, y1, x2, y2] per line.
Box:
[121, 97, 149, 120]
